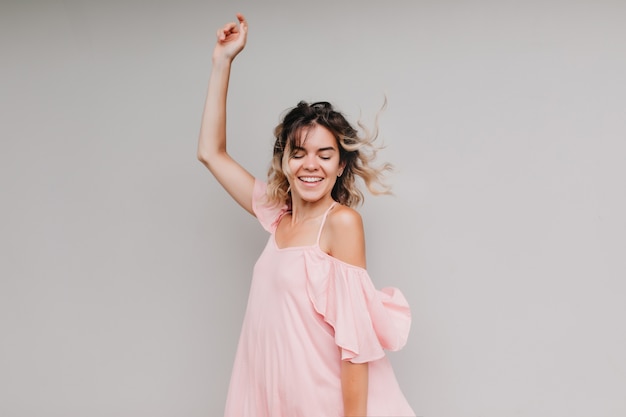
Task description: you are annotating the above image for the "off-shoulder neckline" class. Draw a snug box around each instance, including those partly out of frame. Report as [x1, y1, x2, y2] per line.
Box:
[270, 234, 368, 272]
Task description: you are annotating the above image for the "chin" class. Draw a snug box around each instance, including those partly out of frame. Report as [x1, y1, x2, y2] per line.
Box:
[293, 188, 330, 203]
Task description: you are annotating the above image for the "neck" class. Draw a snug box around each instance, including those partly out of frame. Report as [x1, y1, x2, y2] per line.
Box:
[289, 195, 335, 223]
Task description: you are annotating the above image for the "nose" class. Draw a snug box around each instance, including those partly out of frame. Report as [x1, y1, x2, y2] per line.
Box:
[303, 154, 318, 171]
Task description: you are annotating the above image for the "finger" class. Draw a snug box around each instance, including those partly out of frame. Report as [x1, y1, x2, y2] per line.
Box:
[217, 22, 237, 40]
[236, 13, 248, 32]
[223, 22, 237, 32]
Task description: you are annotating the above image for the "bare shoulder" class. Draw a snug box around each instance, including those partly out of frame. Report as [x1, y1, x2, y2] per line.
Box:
[326, 204, 364, 234]
[321, 204, 366, 269]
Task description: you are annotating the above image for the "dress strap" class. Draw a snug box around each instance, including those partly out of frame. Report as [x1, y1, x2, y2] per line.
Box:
[316, 202, 338, 245]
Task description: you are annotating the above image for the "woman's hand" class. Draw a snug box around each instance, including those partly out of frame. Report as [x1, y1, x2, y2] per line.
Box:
[213, 13, 248, 63]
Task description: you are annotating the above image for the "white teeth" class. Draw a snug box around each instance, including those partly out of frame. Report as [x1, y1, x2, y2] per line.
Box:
[300, 177, 323, 183]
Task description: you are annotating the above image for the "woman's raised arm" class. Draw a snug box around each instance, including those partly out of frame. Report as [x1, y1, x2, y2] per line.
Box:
[197, 13, 255, 215]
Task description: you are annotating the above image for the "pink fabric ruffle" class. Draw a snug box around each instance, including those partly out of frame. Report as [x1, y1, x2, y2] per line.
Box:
[252, 179, 288, 233]
[303, 250, 412, 364]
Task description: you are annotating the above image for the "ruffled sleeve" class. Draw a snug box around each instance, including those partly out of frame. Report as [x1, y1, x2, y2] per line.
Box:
[303, 250, 412, 364]
[252, 179, 289, 233]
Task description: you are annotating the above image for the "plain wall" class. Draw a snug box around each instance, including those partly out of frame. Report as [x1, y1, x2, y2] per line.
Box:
[1, 1, 625, 416]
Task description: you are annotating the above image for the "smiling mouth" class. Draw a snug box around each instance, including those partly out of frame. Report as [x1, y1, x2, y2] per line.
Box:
[299, 177, 323, 183]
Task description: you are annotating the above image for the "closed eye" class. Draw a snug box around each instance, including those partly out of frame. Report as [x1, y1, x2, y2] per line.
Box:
[318, 150, 335, 160]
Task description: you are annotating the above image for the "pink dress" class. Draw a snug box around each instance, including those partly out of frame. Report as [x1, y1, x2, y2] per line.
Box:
[223, 179, 415, 417]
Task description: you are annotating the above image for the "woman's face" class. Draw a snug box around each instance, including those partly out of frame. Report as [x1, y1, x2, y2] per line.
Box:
[287, 124, 344, 205]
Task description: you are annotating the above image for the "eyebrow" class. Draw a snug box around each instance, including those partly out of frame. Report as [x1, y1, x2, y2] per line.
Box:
[293, 146, 337, 152]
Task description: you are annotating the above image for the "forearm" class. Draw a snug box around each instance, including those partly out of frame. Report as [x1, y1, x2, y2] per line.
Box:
[341, 360, 368, 417]
[197, 58, 232, 167]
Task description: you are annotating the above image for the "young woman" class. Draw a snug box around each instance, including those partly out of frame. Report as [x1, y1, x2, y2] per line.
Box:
[198, 13, 415, 417]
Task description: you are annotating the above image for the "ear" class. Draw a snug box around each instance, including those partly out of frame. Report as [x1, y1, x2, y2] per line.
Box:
[338, 160, 346, 177]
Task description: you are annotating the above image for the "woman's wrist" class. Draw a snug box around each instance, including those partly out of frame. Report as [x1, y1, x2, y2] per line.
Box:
[211, 55, 234, 68]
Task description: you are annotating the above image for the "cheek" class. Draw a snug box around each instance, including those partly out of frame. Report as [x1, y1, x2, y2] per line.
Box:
[324, 159, 342, 173]
[286, 159, 299, 179]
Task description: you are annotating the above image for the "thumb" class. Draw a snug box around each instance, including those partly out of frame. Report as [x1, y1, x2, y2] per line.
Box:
[236, 13, 248, 35]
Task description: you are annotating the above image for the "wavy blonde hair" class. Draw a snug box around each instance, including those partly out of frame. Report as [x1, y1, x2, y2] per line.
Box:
[266, 100, 391, 208]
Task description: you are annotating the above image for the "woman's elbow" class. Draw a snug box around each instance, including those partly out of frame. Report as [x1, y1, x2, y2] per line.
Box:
[197, 149, 220, 168]
[197, 150, 210, 165]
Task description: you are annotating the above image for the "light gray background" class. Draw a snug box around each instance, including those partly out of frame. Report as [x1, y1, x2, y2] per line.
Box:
[1, 1, 625, 416]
